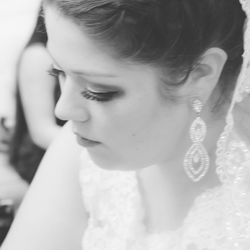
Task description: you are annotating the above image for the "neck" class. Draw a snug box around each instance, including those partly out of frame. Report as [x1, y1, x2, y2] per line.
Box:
[137, 161, 220, 232]
[136, 104, 227, 232]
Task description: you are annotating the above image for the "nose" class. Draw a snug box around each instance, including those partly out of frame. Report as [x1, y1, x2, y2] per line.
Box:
[55, 78, 90, 122]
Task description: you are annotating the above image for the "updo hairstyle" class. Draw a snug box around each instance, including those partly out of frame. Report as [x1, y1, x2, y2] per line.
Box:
[43, 0, 246, 105]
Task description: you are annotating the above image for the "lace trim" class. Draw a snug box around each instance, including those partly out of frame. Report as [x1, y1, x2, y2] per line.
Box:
[79, 139, 250, 250]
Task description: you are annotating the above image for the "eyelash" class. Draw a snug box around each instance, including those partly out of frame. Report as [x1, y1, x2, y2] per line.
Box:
[48, 67, 117, 102]
[47, 67, 65, 79]
[81, 89, 118, 102]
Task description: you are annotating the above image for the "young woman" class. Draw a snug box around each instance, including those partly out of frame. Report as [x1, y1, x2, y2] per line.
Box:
[2, 0, 250, 249]
[9, 11, 65, 183]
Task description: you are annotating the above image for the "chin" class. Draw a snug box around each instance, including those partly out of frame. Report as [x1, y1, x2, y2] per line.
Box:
[87, 149, 142, 171]
[87, 149, 121, 170]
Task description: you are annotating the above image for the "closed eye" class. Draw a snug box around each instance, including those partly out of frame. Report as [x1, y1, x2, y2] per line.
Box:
[48, 66, 120, 102]
[81, 89, 118, 102]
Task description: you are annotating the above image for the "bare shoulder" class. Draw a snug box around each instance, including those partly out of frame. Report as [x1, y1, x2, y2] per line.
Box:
[2, 122, 87, 250]
[38, 121, 82, 175]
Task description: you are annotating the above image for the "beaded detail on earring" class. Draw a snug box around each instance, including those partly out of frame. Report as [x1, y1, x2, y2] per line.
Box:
[184, 99, 210, 182]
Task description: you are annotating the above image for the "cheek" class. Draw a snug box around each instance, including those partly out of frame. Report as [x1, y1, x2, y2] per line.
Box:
[90, 82, 188, 140]
[104, 98, 160, 139]
[99, 97, 183, 149]
[87, 92, 189, 168]
[124, 103, 188, 156]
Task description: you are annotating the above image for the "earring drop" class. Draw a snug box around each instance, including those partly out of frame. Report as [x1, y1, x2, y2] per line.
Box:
[183, 98, 210, 182]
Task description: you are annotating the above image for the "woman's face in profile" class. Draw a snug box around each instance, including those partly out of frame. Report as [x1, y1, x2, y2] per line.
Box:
[45, 7, 191, 170]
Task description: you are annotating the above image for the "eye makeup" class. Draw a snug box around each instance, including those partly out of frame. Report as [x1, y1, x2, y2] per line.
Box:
[48, 65, 122, 102]
[81, 89, 119, 102]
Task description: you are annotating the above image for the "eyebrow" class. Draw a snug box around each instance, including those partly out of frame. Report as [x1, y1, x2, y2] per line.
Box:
[46, 46, 118, 78]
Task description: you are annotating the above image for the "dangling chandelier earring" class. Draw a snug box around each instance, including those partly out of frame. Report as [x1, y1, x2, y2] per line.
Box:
[184, 98, 210, 182]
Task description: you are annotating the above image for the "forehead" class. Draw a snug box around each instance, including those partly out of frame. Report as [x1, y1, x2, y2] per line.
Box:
[44, 7, 163, 92]
[45, 7, 121, 73]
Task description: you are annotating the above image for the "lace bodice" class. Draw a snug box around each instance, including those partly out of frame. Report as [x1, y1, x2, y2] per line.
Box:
[79, 135, 250, 250]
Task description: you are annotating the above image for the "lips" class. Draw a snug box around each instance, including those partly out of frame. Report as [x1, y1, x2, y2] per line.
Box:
[74, 133, 100, 148]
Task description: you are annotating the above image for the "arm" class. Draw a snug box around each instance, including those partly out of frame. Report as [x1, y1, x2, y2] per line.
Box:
[1, 122, 88, 250]
[18, 44, 61, 149]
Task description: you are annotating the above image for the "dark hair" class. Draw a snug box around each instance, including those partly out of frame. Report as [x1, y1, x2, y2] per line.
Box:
[9, 9, 64, 183]
[43, 0, 245, 103]
[26, 11, 48, 47]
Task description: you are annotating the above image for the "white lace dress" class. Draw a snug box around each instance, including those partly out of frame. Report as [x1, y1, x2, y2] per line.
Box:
[79, 134, 250, 250]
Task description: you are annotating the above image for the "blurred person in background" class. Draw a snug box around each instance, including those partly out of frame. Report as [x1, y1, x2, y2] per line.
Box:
[0, 105, 27, 246]
[0, 0, 41, 245]
[0, 7, 64, 246]
[0, 1, 41, 208]
[9, 10, 65, 184]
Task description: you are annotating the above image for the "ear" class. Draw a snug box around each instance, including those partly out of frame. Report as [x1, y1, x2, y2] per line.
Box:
[183, 48, 228, 105]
